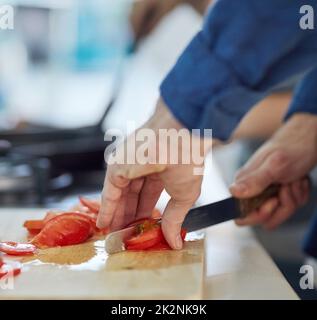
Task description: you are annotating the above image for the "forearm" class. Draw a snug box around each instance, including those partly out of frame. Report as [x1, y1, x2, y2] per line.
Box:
[160, 0, 317, 141]
[232, 92, 292, 140]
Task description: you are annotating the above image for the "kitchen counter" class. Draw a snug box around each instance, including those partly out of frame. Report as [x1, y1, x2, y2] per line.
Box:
[204, 222, 298, 299]
[0, 208, 298, 299]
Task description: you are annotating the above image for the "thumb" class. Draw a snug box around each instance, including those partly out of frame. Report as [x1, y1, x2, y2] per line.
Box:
[161, 198, 194, 250]
[230, 153, 283, 198]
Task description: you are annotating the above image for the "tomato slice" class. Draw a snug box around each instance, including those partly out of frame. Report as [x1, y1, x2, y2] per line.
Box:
[0, 261, 22, 279]
[126, 217, 160, 229]
[125, 217, 187, 251]
[0, 241, 37, 256]
[146, 229, 187, 251]
[79, 197, 100, 214]
[23, 220, 45, 231]
[125, 223, 163, 247]
[31, 213, 93, 248]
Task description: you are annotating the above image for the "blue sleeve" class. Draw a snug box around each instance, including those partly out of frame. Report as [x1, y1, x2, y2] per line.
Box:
[160, 0, 317, 140]
[285, 67, 317, 119]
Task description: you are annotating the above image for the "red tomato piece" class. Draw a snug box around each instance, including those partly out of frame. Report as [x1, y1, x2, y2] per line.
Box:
[125, 224, 163, 248]
[79, 197, 100, 214]
[23, 220, 44, 232]
[0, 241, 37, 256]
[125, 217, 187, 251]
[31, 213, 93, 248]
[0, 261, 22, 279]
[125, 219, 164, 250]
[126, 217, 160, 229]
[146, 229, 187, 251]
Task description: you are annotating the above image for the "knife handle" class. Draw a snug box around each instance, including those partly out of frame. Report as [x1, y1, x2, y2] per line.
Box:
[238, 184, 280, 217]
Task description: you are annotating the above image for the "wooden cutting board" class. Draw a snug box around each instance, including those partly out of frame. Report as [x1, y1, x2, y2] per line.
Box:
[0, 209, 204, 299]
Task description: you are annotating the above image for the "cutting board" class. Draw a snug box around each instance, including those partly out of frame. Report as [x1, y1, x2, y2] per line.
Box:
[0, 209, 205, 299]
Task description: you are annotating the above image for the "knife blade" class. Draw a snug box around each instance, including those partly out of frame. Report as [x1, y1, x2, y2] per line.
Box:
[105, 185, 279, 254]
[105, 226, 135, 254]
[182, 197, 238, 232]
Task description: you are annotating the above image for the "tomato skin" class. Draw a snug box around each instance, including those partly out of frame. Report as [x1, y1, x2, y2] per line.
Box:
[0, 241, 37, 256]
[23, 220, 44, 232]
[126, 236, 163, 251]
[79, 197, 100, 214]
[31, 213, 93, 248]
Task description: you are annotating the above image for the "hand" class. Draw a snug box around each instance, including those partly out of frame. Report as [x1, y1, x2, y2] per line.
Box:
[235, 178, 310, 230]
[230, 113, 317, 229]
[97, 99, 212, 249]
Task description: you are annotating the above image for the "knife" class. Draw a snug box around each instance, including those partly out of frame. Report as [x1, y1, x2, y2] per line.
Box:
[105, 185, 279, 254]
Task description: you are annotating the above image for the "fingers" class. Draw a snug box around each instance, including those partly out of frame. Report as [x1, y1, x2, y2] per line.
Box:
[230, 150, 288, 198]
[136, 174, 164, 220]
[123, 178, 145, 227]
[109, 187, 129, 231]
[235, 178, 310, 230]
[161, 198, 195, 250]
[96, 168, 130, 229]
[235, 197, 279, 226]
[263, 185, 296, 230]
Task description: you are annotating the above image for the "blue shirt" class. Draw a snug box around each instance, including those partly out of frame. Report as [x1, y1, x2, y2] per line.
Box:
[160, 0, 317, 141]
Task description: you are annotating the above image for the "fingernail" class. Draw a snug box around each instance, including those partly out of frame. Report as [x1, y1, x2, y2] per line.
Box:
[231, 182, 248, 195]
[175, 235, 183, 250]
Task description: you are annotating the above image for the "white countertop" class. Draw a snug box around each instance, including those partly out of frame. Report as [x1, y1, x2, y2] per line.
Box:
[204, 222, 298, 299]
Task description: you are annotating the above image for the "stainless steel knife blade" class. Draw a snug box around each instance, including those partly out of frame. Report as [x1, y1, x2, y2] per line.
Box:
[104, 226, 135, 254]
[182, 197, 239, 232]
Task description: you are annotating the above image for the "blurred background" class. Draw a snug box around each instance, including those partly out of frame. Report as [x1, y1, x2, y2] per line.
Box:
[0, 0, 316, 298]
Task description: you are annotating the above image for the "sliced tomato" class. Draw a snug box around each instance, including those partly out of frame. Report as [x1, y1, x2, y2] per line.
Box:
[27, 229, 41, 236]
[125, 217, 187, 251]
[23, 219, 45, 231]
[31, 213, 93, 248]
[0, 261, 21, 279]
[146, 229, 187, 251]
[126, 235, 164, 250]
[79, 197, 100, 214]
[126, 217, 160, 229]
[0, 241, 37, 256]
[125, 219, 164, 250]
